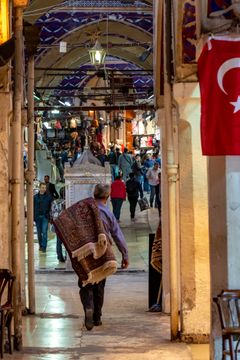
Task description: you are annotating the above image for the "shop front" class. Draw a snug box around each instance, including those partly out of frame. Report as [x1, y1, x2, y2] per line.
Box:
[131, 111, 160, 156]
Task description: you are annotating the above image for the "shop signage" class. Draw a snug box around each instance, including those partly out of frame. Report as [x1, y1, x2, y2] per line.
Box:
[0, 0, 9, 45]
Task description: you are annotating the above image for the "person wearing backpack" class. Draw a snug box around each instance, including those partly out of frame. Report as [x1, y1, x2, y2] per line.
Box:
[126, 172, 143, 220]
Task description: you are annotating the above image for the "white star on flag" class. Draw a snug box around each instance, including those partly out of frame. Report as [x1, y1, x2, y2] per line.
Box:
[230, 96, 240, 114]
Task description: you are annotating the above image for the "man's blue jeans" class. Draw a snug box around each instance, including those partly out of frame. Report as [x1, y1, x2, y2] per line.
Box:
[35, 215, 49, 250]
[143, 175, 150, 192]
[110, 164, 119, 181]
[149, 185, 156, 207]
[111, 198, 124, 220]
[136, 175, 143, 189]
[56, 235, 65, 261]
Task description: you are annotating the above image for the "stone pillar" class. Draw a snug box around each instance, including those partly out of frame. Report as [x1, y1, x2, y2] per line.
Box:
[157, 108, 170, 313]
[209, 156, 240, 359]
[0, 82, 11, 268]
[174, 83, 210, 342]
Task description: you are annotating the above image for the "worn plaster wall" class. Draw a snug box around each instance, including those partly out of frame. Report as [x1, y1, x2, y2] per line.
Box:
[208, 156, 227, 360]
[226, 157, 240, 288]
[0, 91, 11, 268]
[209, 156, 240, 359]
[174, 83, 210, 341]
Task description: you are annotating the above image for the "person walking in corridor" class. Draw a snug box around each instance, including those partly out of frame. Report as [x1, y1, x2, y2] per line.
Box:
[143, 154, 154, 192]
[126, 172, 143, 220]
[146, 162, 160, 208]
[111, 176, 126, 222]
[118, 148, 133, 182]
[34, 182, 53, 252]
[108, 146, 118, 181]
[132, 154, 144, 189]
[80, 184, 129, 330]
[44, 175, 59, 199]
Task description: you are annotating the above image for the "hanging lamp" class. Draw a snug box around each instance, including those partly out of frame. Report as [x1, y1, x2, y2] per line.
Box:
[89, 39, 106, 66]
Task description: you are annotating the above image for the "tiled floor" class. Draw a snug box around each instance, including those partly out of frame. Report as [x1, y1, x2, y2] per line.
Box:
[12, 200, 210, 360]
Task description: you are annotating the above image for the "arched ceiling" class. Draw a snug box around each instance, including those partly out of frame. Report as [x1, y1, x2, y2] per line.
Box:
[25, 0, 153, 24]
[25, 0, 153, 106]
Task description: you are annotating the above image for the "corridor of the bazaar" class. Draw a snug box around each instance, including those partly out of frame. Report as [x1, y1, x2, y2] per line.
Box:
[1, 0, 240, 359]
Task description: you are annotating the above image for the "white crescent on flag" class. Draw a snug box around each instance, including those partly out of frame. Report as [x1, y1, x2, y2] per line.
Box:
[217, 57, 240, 95]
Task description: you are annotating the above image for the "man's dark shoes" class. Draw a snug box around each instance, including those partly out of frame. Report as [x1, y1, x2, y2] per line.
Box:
[94, 318, 102, 326]
[85, 308, 94, 331]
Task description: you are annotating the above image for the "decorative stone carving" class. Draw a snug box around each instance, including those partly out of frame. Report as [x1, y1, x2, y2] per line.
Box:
[64, 149, 111, 271]
[65, 149, 111, 208]
[174, 1, 198, 81]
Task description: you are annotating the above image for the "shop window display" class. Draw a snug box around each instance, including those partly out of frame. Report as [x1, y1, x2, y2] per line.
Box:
[131, 113, 160, 151]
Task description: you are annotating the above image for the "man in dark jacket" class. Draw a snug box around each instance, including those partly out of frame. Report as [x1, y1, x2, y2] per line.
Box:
[126, 172, 143, 220]
[132, 154, 144, 189]
[44, 175, 59, 199]
[108, 146, 118, 180]
[34, 182, 53, 252]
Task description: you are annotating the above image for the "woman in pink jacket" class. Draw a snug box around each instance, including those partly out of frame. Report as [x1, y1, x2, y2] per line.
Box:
[110, 176, 126, 222]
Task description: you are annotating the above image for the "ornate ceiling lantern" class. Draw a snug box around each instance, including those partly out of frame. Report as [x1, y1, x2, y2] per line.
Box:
[88, 39, 106, 66]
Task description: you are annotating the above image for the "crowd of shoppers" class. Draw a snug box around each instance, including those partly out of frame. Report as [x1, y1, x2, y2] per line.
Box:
[108, 147, 161, 220]
[34, 141, 161, 261]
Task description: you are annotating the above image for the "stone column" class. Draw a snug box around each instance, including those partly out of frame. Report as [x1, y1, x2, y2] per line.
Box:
[157, 108, 170, 313]
[12, 6, 24, 349]
[174, 83, 210, 342]
[26, 56, 36, 314]
[0, 66, 11, 268]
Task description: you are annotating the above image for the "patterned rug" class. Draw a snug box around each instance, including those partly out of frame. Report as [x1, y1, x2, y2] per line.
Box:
[151, 221, 162, 274]
[54, 197, 117, 286]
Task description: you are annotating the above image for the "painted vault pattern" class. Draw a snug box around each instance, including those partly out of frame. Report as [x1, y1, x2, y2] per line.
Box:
[32, 1, 153, 99]
[182, 0, 196, 63]
[207, 0, 233, 18]
[37, 12, 152, 48]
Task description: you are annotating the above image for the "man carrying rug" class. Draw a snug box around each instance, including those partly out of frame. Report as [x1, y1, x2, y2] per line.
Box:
[53, 184, 129, 331]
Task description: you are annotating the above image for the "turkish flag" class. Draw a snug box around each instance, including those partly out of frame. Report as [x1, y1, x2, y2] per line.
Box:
[198, 37, 240, 155]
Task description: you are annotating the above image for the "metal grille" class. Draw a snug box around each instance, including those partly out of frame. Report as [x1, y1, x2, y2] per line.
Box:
[60, 0, 150, 8]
